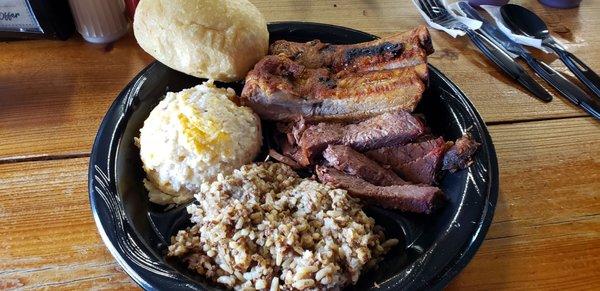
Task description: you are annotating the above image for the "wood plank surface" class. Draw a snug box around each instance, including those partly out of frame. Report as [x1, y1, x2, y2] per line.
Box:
[1, 117, 598, 290]
[448, 117, 600, 290]
[2, 0, 600, 160]
[0, 35, 153, 162]
[0, 158, 135, 290]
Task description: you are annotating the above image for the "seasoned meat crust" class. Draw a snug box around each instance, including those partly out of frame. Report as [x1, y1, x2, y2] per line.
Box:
[241, 26, 434, 121]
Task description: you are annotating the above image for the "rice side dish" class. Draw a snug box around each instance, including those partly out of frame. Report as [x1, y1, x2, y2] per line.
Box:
[137, 81, 262, 204]
[168, 162, 398, 290]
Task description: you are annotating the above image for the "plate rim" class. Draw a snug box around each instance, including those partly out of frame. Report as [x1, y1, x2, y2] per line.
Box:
[88, 21, 499, 291]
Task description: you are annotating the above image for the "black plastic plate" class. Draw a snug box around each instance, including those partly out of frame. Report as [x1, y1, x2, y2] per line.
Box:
[89, 22, 499, 291]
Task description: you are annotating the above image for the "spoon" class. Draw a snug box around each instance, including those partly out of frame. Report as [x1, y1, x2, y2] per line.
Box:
[501, 4, 600, 98]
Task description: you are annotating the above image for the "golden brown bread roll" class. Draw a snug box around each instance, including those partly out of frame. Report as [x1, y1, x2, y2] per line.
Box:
[133, 0, 269, 82]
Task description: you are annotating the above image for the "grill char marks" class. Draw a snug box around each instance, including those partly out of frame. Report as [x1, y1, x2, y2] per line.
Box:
[341, 41, 404, 73]
[270, 39, 334, 69]
[316, 166, 444, 214]
[270, 25, 433, 73]
[344, 42, 403, 63]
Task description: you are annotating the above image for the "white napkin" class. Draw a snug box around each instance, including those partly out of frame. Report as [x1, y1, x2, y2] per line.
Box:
[414, 0, 553, 53]
[479, 5, 552, 53]
[449, 1, 518, 58]
[412, 0, 482, 37]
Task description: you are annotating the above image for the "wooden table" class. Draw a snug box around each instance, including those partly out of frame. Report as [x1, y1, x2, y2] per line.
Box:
[1, 1, 599, 289]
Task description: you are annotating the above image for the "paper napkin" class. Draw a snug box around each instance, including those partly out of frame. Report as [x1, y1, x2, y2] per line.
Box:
[412, 0, 482, 37]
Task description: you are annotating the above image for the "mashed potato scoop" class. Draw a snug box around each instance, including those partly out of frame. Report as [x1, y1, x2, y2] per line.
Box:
[137, 81, 262, 204]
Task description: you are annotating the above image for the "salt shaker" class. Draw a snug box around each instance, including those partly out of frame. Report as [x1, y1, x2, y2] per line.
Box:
[68, 0, 130, 43]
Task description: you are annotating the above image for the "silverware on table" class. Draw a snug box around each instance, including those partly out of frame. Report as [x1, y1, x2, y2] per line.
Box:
[458, 2, 600, 120]
[501, 4, 600, 98]
[416, 0, 553, 102]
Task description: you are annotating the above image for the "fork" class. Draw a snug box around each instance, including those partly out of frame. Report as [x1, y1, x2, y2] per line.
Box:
[418, 0, 491, 48]
[416, 0, 553, 102]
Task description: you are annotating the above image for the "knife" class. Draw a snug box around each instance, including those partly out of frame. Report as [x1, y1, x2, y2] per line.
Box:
[460, 26, 553, 103]
[459, 2, 600, 119]
[413, 0, 552, 102]
[462, 29, 553, 103]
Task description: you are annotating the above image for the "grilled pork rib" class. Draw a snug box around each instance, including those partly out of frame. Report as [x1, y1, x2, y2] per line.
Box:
[270, 25, 433, 73]
[241, 26, 434, 121]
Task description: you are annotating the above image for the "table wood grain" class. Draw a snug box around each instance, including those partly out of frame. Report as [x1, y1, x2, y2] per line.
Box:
[0, 0, 599, 290]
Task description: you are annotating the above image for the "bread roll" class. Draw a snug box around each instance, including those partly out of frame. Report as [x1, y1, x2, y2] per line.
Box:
[134, 0, 269, 82]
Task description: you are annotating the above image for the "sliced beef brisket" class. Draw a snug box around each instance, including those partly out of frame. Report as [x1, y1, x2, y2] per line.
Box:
[322, 145, 406, 186]
[366, 137, 445, 184]
[295, 111, 425, 165]
[316, 166, 444, 214]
